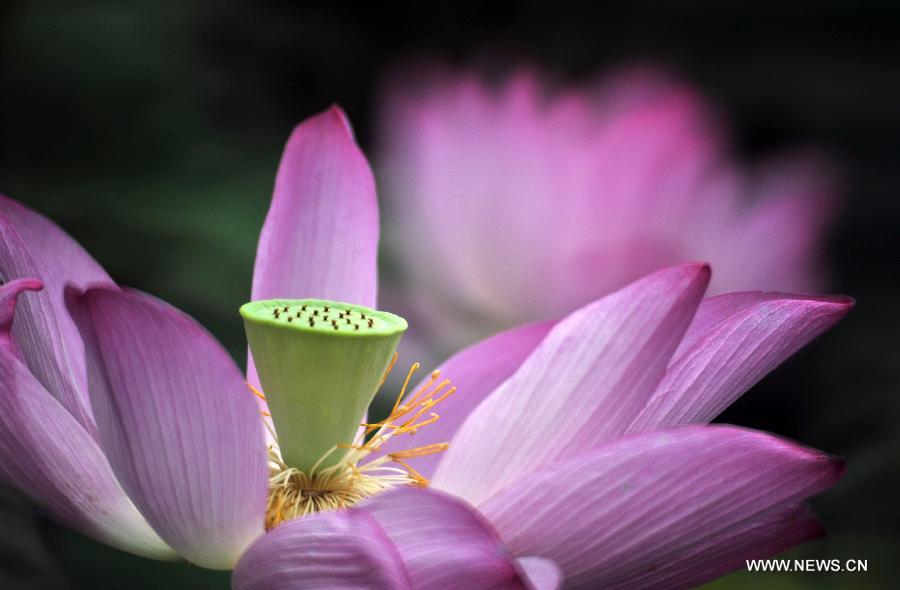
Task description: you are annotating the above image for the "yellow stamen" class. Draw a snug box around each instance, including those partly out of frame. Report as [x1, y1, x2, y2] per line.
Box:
[256, 359, 454, 529]
[380, 352, 399, 387]
[388, 443, 449, 459]
[247, 383, 267, 400]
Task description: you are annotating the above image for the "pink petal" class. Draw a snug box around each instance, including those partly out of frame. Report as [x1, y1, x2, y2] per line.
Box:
[0, 346, 174, 559]
[68, 287, 268, 569]
[616, 502, 825, 589]
[233, 510, 411, 590]
[369, 320, 553, 479]
[0, 197, 114, 433]
[516, 557, 562, 590]
[675, 292, 782, 355]
[629, 292, 854, 431]
[248, 106, 379, 398]
[251, 105, 378, 307]
[0, 278, 43, 359]
[360, 487, 530, 590]
[433, 264, 709, 505]
[480, 426, 843, 590]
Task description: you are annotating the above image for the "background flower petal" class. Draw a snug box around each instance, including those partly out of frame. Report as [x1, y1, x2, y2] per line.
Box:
[629, 292, 854, 431]
[360, 487, 530, 590]
[480, 425, 843, 590]
[232, 510, 411, 590]
[432, 264, 709, 505]
[0, 197, 114, 433]
[0, 346, 174, 560]
[69, 287, 268, 569]
[708, 154, 838, 294]
[378, 68, 838, 356]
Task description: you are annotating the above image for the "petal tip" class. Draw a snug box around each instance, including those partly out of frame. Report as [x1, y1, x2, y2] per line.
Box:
[0, 277, 44, 307]
[825, 454, 847, 484]
[786, 293, 855, 322]
[0, 278, 45, 335]
[683, 260, 712, 280]
[642, 261, 712, 290]
[670, 261, 712, 299]
[829, 294, 856, 313]
[2, 277, 44, 293]
[326, 103, 355, 136]
[290, 104, 356, 146]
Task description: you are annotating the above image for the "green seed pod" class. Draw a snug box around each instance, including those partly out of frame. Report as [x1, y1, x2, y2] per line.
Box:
[241, 298, 407, 472]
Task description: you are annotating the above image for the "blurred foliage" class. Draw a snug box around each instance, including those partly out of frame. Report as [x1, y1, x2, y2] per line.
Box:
[1, 0, 897, 588]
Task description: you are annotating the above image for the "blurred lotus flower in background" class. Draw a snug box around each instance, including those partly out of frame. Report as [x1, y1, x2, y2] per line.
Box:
[0, 105, 853, 589]
[377, 65, 840, 352]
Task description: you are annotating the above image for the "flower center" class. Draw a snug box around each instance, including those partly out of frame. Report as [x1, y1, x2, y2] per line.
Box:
[257, 357, 455, 529]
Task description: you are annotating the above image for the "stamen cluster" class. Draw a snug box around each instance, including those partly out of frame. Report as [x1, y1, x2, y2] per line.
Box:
[258, 356, 456, 529]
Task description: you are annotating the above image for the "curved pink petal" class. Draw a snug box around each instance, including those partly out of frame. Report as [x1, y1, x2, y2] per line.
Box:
[233, 510, 411, 590]
[480, 426, 843, 590]
[433, 264, 709, 505]
[370, 320, 553, 479]
[68, 287, 268, 569]
[0, 197, 113, 432]
[0, 347, 174, 560]
[251, 105, 378, 307]
[360, 487, 529, 590]
[0, 278, 43, 359]
[629, 292, 854, 432]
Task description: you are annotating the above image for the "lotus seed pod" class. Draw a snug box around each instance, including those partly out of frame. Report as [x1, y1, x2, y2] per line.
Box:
[241, 298, 407, 472]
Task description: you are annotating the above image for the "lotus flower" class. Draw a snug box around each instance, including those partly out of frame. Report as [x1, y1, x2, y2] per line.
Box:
[0, 106, 852, 589]
[377, 65, 839, 351]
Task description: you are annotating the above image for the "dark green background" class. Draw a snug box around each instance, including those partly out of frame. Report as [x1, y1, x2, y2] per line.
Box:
[1, 1, 897, 588]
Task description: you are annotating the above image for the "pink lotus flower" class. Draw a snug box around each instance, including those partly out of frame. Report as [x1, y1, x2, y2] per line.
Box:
[0, 106, 851, 589]
[378, 66, 839, 351]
